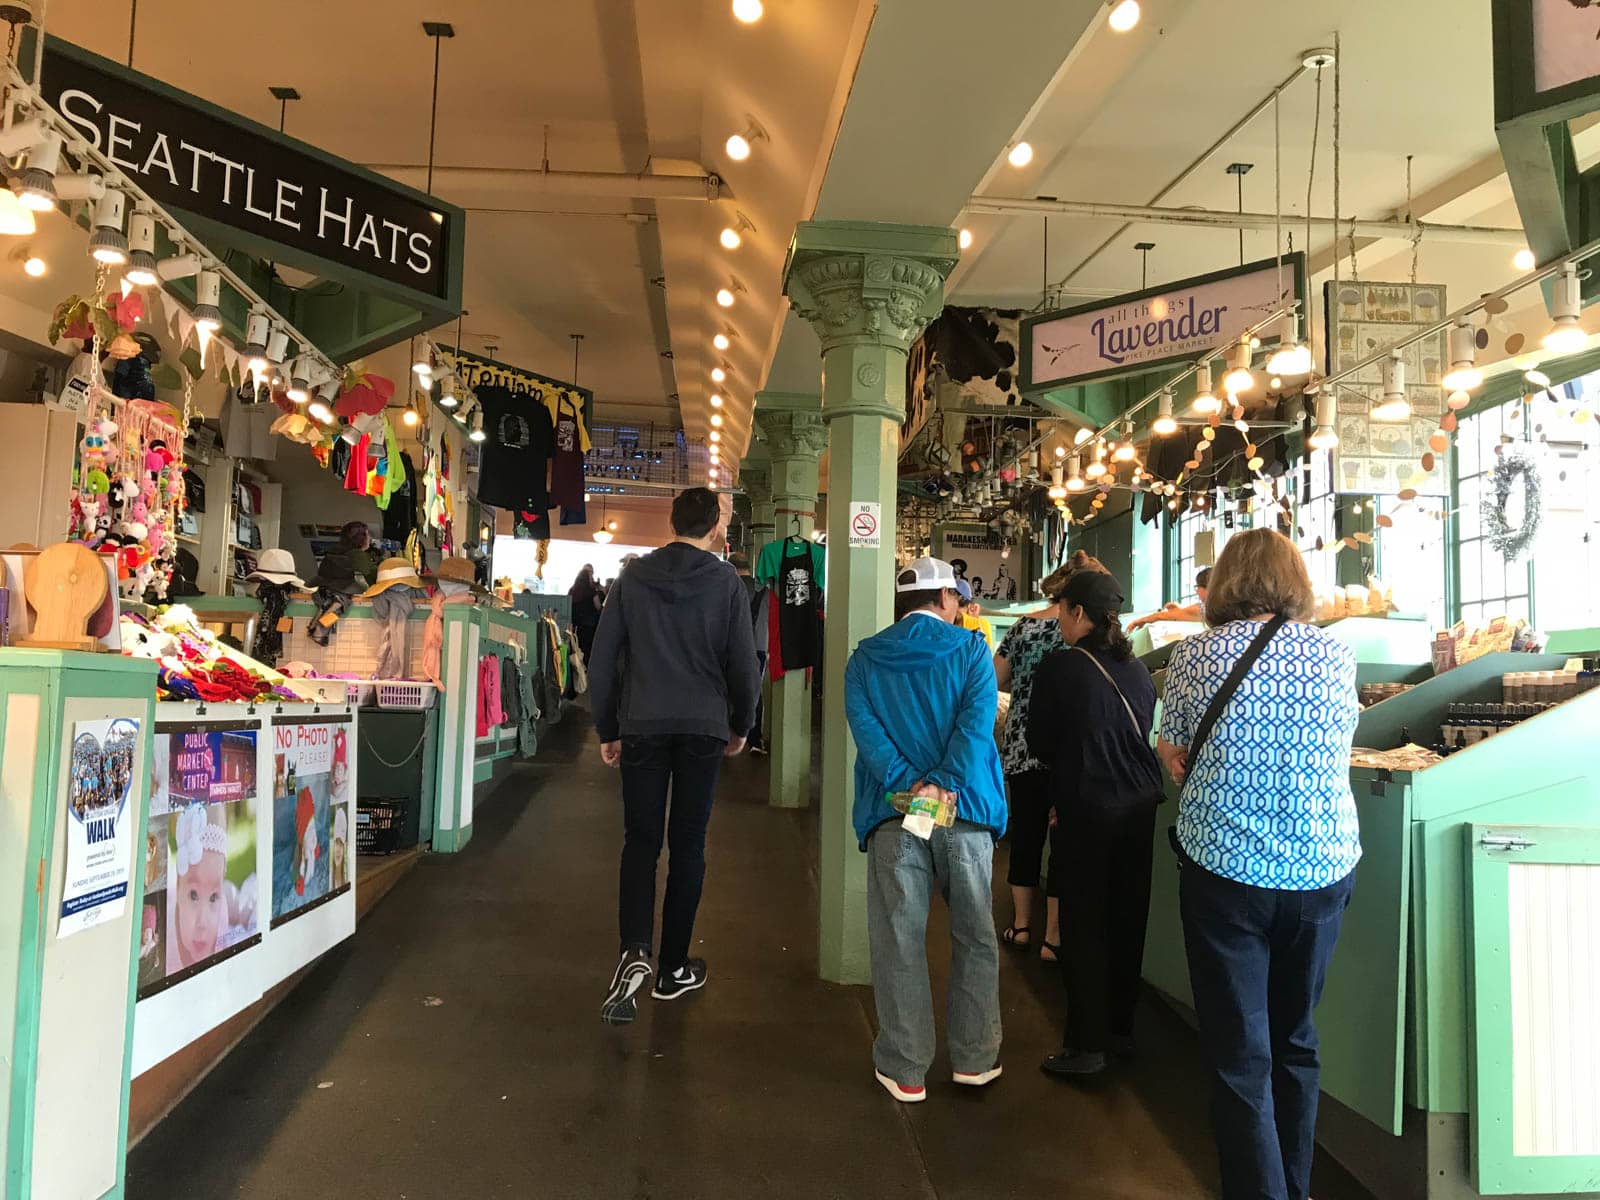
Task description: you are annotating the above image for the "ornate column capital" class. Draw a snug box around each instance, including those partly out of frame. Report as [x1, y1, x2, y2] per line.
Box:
[753, 407, 827, 466]
[738, 460, 772, 497]
[782, 221, 959, 356]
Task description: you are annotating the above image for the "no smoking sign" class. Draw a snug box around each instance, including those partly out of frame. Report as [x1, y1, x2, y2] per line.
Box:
[847, 502, 881, 548]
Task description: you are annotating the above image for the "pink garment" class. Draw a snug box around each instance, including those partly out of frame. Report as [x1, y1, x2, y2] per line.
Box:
[476, 655, 503, 736]
[421, 591, 445, 688]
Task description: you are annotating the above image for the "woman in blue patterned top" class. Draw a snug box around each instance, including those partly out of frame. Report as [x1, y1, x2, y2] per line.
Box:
[1156, 528, 1359, 1200]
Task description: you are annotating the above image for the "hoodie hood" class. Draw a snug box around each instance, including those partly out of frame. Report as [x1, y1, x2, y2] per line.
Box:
[626, 542, 729, 602]
[855, 612, 965, 672]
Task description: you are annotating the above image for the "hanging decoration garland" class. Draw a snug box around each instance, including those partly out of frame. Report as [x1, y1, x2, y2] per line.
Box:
[1482, 447, 1542, 562]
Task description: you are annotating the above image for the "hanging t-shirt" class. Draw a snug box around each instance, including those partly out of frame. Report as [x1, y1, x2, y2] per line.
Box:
[756, 536, 825, 590]
[548, 389, 589, 514]
[777, 538, 822, 670]
[473, 384, 554, 512]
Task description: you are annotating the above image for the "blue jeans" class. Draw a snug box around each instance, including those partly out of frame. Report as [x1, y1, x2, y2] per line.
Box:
[1179, 856, 1355, 1200]
[866, 821, 1002, 1085]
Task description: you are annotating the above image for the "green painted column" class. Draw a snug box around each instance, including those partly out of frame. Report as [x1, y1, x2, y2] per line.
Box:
[784, 221, 958, 984]
[741, 460, 775, 565]
[752, 392, 825, 810]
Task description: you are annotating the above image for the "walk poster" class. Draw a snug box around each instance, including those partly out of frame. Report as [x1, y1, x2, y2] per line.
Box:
[140, 722, 261, 998]
[60, 717, 140, 938]
[271, 717, 352, 928]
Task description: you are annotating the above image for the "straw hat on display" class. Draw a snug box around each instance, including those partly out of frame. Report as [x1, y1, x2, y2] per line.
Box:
[358, 556, 427, 600]
[430, 556, 487, 596]
[245, 548, 306, 588]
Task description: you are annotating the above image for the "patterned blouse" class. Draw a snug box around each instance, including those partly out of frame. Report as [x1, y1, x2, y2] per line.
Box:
[995, 616, 1065, 776]
[1158, 619, 1362, 890]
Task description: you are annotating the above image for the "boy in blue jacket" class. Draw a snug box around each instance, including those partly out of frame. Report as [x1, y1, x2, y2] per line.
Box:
[844, 557, 1007, 1103]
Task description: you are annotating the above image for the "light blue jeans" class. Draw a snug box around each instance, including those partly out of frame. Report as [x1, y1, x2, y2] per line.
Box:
[866, 820, 1002, 1085]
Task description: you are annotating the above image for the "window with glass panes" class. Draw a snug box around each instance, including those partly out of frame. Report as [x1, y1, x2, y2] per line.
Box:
[1295, 451, 1340, 596]
[1453, 401, 1532, 628]
[1167, 497, 1259, 603]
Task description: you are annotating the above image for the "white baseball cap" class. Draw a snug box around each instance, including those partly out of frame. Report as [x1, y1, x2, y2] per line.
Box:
[895, 556, 960, 593]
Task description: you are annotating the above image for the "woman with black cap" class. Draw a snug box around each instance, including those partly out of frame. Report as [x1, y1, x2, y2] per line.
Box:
[1026, 568, 1163, 1079]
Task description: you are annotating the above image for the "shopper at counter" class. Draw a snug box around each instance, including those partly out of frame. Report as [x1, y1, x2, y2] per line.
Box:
[1155, 530, 1359, 1200]
[590, 487, 760, 1026]
[956, 581, 995, 650]
[1126, 566, 1210, 631]
[993, 550, 1106, 961]
[1027, 569, 1162, 1079]
[844, 556, 1006, 1103]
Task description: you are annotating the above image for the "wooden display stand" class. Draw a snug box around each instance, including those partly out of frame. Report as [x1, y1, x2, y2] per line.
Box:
[16, 543, 108, 652]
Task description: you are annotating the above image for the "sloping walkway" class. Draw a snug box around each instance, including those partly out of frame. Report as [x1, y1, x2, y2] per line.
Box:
[129, 707, 1372, 1199]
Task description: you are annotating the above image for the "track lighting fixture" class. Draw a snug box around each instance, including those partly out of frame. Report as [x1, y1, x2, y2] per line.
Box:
[123, 211, 158, 285]
[1065, 455, 1085, 491]
[287, 353, 310, 403]
[1541, 263, 1586, 354]
[1107, 0, 1141, 32]
[719, 212, 755, 251]
[1223, 338, 1254, 394]
[1047, 463, 1067, 502]
[265, 325, 290, 368]
[1192, 365, 1220, 415]
[241, 310, 271, 372]
[1307, 393, 1339, 449]
[307, 399, 334, 425]
[0, 117, 48, 158]
[412, 344, 433, 378]
[438, 373, 459, 408]
[87, 188, 128, 265]
[1152, 388, 1177, 435]
[1264, 312, 1312, 376]
[1114, 421, 1136, 461]
[156, 248, 202, 282]
[1085, 443, 1106, 480]
[716, 280, 745, 308]
[1441, 318, 1482, 391]
[191, 269, 223, 331]
[1372, 353, 1410, 422]
[469, 410, 486, 442]
[13, 132, 62, 211]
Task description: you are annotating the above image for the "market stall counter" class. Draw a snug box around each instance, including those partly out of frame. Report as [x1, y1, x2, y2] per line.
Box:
[1140, 647, 1600, 1198]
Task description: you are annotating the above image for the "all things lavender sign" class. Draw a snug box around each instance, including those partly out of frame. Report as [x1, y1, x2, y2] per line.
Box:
[1020, 253, 1305, 393]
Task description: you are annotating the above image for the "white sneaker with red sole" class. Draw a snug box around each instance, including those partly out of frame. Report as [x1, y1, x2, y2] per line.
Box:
[874, 1070, 926, 1103]
[953, 1064, 1003, 1087]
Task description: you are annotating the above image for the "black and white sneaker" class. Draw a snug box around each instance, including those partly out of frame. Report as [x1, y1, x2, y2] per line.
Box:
[650, 958, 708, 1001]
[601, 949, 653, 1026]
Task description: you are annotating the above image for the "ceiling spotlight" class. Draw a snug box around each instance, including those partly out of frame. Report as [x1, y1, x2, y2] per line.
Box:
[23, 255, 45, 277]
[958, 227, 974, 250]
[287, 353, 311, 404]
[13, 132, 62, 212]
[123, 210, 159, 286]
[1152, 388, 1177, 435]
[307, 400, 334, 424]
[720, 226, 742, 250]
[241, 310, 271, 372]
[438, 373, 459, 408]
[1114, 421, 1136, 460]
[711, 365, 727, 383]
[1223, 337, 1254, 393]
[716, 284, 740, 307]
[1047, 463, 1068, 501]
[1086, 443, 1107, 480]
[1541, 262, 1587, 354]
[710, 429, 721, 441]
[724, 120, 766, 162]
[155, 248, 202, 281]
[191, 268, 223, 331]
[1065, 455, 1085, 491]
[1441, 317, 1482, 391]
[469, 410, 486, 442]
[732, 0, 763, 23]
[1192, 365, 1221, 414]
[1307, 393, 1339, 449]
[710, 412, 724, 427]
[1524, 367, 1552, 388]
[1107, 0, 1141, 32]
[87, 188, 129, 265]
[317, 380, 339, 408]
[265, 325, 290, 367]
[713, 332, 731, 351]
[1513, 248, 1536, 272]
[1264, 311, 1313, 376]
[710, 393, 724, 408]
[412, 345, 433, 377]
[1006, 141, 1034, 168]
[1372, 352, 1411, 422]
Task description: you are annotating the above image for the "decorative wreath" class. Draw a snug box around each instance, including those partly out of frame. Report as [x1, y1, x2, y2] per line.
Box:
[1481, 448, 1542, 562]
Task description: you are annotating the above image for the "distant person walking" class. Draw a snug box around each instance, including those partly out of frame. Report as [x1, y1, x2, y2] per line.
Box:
[730, 551, 770, 754]
[588, 488, 761, 1025]
[569, 563, 603, 661]
[845, 557, 1007, 1103]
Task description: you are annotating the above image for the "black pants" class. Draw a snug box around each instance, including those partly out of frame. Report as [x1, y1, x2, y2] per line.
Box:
[1005, 770, 1055, 894]
[1179, 854, 1355, 1200]
[618, 733, 725, 971]
[749, 651, 768, 746]
[1057, 803, 1156, 1052]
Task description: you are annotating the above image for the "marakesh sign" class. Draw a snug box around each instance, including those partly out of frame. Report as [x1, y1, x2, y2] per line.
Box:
[25, 37, 463, 355]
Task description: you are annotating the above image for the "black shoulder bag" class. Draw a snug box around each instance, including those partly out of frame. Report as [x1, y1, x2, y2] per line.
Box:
[1167, 615, 1287, 860]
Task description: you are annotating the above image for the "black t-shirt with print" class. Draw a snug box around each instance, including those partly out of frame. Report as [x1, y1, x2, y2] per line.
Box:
[474, 384, 554, 511]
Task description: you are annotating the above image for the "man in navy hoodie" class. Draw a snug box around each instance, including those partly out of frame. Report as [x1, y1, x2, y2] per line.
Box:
[844, 557, 1007, 1103]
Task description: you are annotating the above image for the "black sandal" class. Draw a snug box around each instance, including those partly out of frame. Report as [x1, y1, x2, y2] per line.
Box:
[1001, 925, 1032, 948]
[1039, 941, 1061, 964]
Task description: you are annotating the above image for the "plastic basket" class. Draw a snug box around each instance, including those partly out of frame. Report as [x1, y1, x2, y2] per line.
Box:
[355, 798, 405, 856]
[377, 680, 438, 711]
[345, 680, 379, 707]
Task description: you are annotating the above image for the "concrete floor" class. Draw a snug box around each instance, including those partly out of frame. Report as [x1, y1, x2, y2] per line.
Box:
[128, 707, 1375, 1199]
